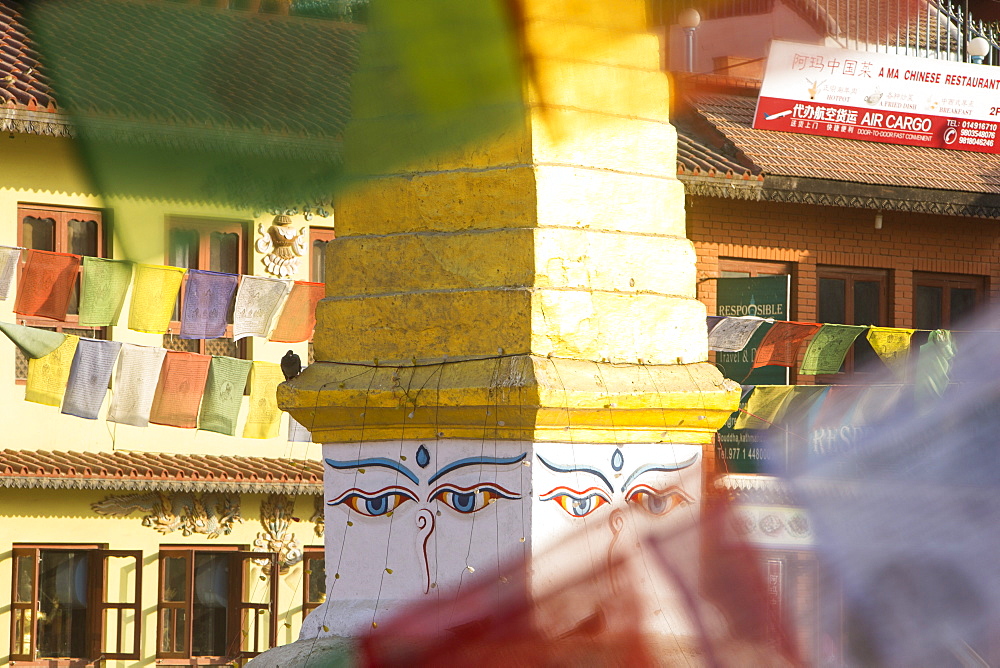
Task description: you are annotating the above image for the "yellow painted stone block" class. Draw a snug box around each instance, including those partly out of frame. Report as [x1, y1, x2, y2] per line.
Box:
[528, 57, 671, 122]
[530, 290, 708, 364]
[326, 229, 535, 296]
[534, 229, 696, 296]
[522, 19, 663, 70]
[278, 356, 739, 444]
[521, 0, 650, 32]
[534, 165, 687, 236]
[334, 166, 538, 237]
[530, 107, 677, 178]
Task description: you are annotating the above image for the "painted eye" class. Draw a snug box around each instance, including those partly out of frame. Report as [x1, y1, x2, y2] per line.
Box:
[328, 486, 416, 517]
[429, 483, 520, 514]
[539, 487, 611, 518]
[626, 485, 692, 517]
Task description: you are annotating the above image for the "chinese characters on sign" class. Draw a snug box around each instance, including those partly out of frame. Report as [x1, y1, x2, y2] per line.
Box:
[755, 41, 1000, 152]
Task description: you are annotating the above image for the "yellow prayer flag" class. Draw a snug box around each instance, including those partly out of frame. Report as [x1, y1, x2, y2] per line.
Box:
[243, 361, 285, 440]
[866, 327, 916, 378]
[25, 335, 80, 407]
[733, 385, 796, 430]
[128, 264, 186, 334]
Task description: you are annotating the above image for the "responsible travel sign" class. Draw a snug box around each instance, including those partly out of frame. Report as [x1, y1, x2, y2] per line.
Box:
[754, 40, 1000, 153]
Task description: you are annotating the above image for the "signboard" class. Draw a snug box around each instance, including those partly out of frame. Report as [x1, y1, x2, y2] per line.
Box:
[755, 40, 1000, 153]
[715, 275, 790, 385]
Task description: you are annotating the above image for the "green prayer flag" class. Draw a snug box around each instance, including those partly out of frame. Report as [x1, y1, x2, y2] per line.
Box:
[79, 257, 133, 327]
[0, 321, 67, 359]
[198, 356, 253, 436]
[916, 329, 956, 405]
[799, 324, 867, 375]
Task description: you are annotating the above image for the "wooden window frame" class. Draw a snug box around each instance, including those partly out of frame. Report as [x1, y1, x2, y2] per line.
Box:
[15, 205, 108, 383]
[10, 545, 140, 665]
[302, 547, 326, 618]
[163, 217, 249, 359]
[309, 226, 335, 285]
[913, 271, 985, 330]
[157, 547, 279, 665]
[815, 266, 890, 383]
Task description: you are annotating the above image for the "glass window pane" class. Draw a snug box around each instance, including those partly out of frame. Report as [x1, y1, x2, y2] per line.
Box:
[853, 281, 881, 326]
[15, 554, 35, 603]
[169, 229, 200, 269]
[950, 288, 977, 326]
[159, 607, 187, 654]
[192, 554, 229, 656]
[23, 216, 56, 251]
[916, 285, 943, 331]
[67, 219, 99, 257]
[819, 277, 846, 324]
[37, 551, 89, 658]
[163, 556, 188, 603]
[307, 557, 326, 604]
[210, 231, 241, 274]
[311, 240, 327, 284]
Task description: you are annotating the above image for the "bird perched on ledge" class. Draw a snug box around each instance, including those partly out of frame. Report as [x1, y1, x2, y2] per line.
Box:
[281, 350, 302, 381]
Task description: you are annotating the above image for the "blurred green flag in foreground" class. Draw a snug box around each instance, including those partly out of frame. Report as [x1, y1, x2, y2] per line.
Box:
[25, 0, 525, 218]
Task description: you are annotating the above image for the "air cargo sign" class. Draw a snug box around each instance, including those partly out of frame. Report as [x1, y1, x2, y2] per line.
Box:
[754, 40, 1000, 152]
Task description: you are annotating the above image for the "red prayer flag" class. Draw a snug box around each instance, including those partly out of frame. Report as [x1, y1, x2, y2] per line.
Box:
[14, 249, 81, 320]
[751, 321, 822, 369]
[269, 281, 324, 343]
[149, 350, 211, 428]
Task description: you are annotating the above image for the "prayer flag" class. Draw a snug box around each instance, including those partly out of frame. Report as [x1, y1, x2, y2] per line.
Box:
[270, 281, 325, 343]
[288, 415, 313, 443]
[708, 317, 767, 353]
[14, 249, 81, 320]
[25, 335, 80, 407]
[0, 245, 22, 300]
[798, 325, 867, 375]
[243, 361, 285, 439]
[107, 344, 168, 427]
[706, 315, 725, 335]
[79, 257, 133, 327]
[233, 276, 292, 340]
[0, 321, 67, 358]
[916, 330, 957, 404]
[752, 322, 822, 369]
[866, 327, 915, 377]
[199, 356, 252, 436]
[179, 269, 239, 339]
[733, 385, 796, 430]
[149, 350, 211, 428]
[61, 338, 123, 419]
[128, 264, 186, 334]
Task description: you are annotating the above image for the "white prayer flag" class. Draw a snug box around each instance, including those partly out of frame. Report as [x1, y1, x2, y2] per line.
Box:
[708, 316, 768, 353]
[232, 276, 292, 340]
[62, 339, 123, 419]
[0, 246, 23, 300]
[107, 343, 167, 427]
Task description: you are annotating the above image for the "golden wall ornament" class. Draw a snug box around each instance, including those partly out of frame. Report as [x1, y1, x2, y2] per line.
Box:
[256, 214, 306, 278]
[311, 495, 325, 537]
[252, 494, 304, 574]
[91, 491, 242, 538]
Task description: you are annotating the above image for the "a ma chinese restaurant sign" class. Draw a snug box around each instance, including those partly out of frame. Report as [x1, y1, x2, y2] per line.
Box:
[754, 40, 1000, 152]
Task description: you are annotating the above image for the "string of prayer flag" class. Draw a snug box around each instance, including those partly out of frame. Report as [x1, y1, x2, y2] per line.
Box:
[179, 269, 239, 339]
[0, 245, 22, 300]
[799, 324, 867, 375]
[149, 350, 211, 428]
[866, 327, 916, 378]
[128, 264, 186, 334]
[270, 281, 324, 343]
[61, 339, 123, 419]
[107, 344, 168, 427]
[198, 356, 253, 436]
[233, 276, 292, 340]
[79, 257, 133, 327]
[709, 317, 767, 352]
[25, 335, 80, 407]
[0, 321, 67, 358]
[752, 322, 822, 369]
[243, 361, 285, 439]
[14, 249, 81, 320]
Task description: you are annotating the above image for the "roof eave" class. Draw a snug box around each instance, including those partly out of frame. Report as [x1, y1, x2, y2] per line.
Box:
[0, 105, 73, 138]
[0, 475, 322, 495]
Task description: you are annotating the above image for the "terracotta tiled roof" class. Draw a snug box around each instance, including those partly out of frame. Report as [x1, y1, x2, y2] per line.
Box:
[0, 449, 323, 493]
[0, 0, 55, 110]
[676, 79, 1000, 196]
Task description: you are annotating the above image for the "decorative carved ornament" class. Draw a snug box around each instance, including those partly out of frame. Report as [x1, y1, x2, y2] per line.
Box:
[91, 491, 242, 539]
[252, 494, 304, 574]
[256, 214, 306, 278]
[311, 495, 325, 538]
